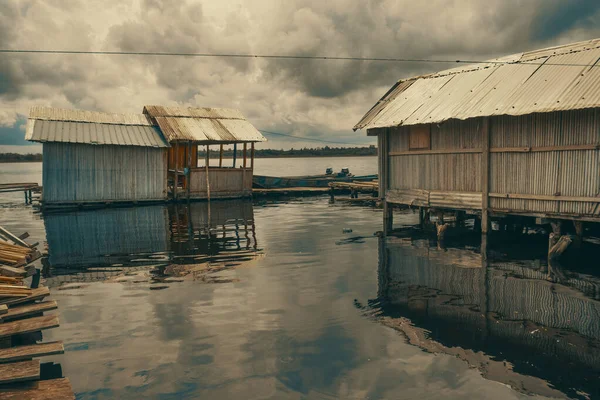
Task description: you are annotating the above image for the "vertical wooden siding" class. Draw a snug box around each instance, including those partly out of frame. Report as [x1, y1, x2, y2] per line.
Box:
[489, 109, 600, 216]
[188, 168, 253, 198]
[42, 143, 168, 204]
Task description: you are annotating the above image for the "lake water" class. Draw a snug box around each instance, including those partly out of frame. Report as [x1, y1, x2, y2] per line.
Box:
[1, 157, 599, 399]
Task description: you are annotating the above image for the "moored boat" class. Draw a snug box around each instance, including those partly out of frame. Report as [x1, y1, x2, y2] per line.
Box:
[252, 168, 377, 189]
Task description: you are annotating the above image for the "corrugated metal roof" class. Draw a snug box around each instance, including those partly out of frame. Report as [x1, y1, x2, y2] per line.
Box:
[29, 106, 154, 126]
[26, 107, 169, 148]
[355, 38, 600, 130]
[143, 105, 267, 143]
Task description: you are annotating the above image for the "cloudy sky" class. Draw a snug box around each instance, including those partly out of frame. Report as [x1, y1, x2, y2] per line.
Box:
[1, 0, 599, 153]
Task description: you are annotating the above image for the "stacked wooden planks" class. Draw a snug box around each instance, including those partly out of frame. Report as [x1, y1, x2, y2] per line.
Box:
[0, 226, 75, 399]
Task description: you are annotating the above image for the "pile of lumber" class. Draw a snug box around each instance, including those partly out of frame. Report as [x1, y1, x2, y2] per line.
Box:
[0, 226, 75, 399]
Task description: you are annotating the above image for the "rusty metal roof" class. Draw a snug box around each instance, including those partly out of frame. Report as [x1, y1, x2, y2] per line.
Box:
[355, 38, 600, 130]
[25, 107, 169, 148]
[143, 106, 267, 143]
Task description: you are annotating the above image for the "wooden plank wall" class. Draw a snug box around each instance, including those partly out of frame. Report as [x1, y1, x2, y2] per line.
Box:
[188, 168, 253, 199]
[382, 109, 600, 219]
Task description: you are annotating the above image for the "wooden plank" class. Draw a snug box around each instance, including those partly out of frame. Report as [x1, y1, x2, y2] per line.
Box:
[489, 192, 600, 203]
[0, 360, 39, 384]
[0, 305, 7, 315]
[0, 315, 59, 338]
[0, 227, 31, 248]
[251, 143, 255, 170]
[0, 287, 50, 306]
[219, 144, 223, 167]
[1, 301, 58, 322]
[0, 267, 26, 278]
[0, 341, 64, 364]
[0, 378, 74, 400]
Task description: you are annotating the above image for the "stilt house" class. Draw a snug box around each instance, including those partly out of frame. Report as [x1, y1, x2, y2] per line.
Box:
[25, 107, 169, 206]
[142, 106, 267, 200]
[354, 38, 600, 230]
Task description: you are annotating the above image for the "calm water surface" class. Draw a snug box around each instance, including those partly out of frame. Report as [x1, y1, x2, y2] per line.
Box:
[0, 158, 599, 399]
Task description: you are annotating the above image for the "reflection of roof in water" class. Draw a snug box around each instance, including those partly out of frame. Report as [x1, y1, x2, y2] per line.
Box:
[372, 236, 600, 399]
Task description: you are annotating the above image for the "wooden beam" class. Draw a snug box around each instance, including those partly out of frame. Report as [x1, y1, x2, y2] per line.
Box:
[489, 192, 600, 203]
[0, 360, 39, 384]
[243, 143, 247, 169]
[0, 267, 26, 278]
[0, 301, 57, 322]
[232, 143, 237, 168]
[0, 341, 64, 364]
[388, 143, 599, 157]
[491, 143, 599, 153]
[0, 378, 75, 400]
[205, 145, 211, 202]
[250, 143, 255, 169]
[219, 144, 223, 168]
[389, 148, 482, 156]
[481, 118, 491, 234]
[0, 305, 6, 315]
[173, 141, 179, 200]
[0, 315, 59, 338]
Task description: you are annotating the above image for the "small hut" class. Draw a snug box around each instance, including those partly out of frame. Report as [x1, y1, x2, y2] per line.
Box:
[25, 106, 169, 206]
[354, 38, 600, 233]
[142, 106, 267, 200]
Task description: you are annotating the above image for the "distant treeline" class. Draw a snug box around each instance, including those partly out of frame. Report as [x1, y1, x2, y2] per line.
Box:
[0, 153, 43, 163]
[0, 146, 377, 163]
[201, 145, 377, 158]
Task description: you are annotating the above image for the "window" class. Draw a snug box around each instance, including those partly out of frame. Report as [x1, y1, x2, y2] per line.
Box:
[409, 125, 431, 150]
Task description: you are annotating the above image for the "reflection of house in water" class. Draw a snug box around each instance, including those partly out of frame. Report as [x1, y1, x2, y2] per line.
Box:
[44, 205, 170, 271]
[43, 200, 260, 284]
[168, 199, 259, 263]
[371, 236, 600, 399]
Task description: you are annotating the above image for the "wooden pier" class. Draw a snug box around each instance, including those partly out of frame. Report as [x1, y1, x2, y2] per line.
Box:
[0, 226, 74, 399]
[0, 184, 41, 205]
[328, 180, 379, 205]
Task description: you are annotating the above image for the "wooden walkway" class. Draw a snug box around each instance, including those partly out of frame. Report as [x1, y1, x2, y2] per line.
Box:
[0, 184, 41, 205]
[0, 226, 74, 399]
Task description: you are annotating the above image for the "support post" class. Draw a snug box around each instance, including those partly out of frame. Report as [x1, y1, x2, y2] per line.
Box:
[233, 143, 237, 168]
[243, 143, 247, 169]
[174, 141, 179, 200]
[481, 118, 491, 234]
[573, 220, 584, 248]
[205, 145, 211, 201]
[418, 207, 425, 229]
[250, 143, 255, 170]
[219, 144, 223, 168]
[384, 201, 393, 233]
[187, 141, 192, 200]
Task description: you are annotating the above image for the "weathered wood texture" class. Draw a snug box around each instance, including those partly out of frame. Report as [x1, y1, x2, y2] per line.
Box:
[0, 315, 58, 338]
[0, 306, 7, 315]
[0, 287, 49, 306]
[0, 360, 40, 384]
[0, 342, 64, 364]
[0, 378, 75, 400]
[189, 168, 253, 198]
[383, 109, 600, 220]
[387, 189, 482, 210]
[0, 301, 58, 322]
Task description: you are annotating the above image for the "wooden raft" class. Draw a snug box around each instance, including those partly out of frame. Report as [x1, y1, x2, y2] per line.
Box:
[0, 226, 75, 399]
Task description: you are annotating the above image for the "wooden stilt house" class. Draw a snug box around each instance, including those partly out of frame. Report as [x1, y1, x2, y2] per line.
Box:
[354, 38, 600, 231]
[143, 106, 266, 200]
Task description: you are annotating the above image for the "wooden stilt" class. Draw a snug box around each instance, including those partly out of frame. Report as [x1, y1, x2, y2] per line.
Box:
[481, 117, 491, 234]
[573, 220, 584, 248]
[205, 145, 211, 201]
[243, 143, 247, 169]
[219, 144, 223, 168]
[418, 207, 425, 229]
[384, 201, 393, 233]
[173, 142, 179, 200]
[251, 143, 255, 170]
[233, 143, 237, 168]
[187, 141, 192, 201]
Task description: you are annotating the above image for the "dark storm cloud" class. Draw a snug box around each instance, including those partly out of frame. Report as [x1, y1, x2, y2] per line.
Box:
[1, 0, 599, 148]
[532, 0, 600, 41]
